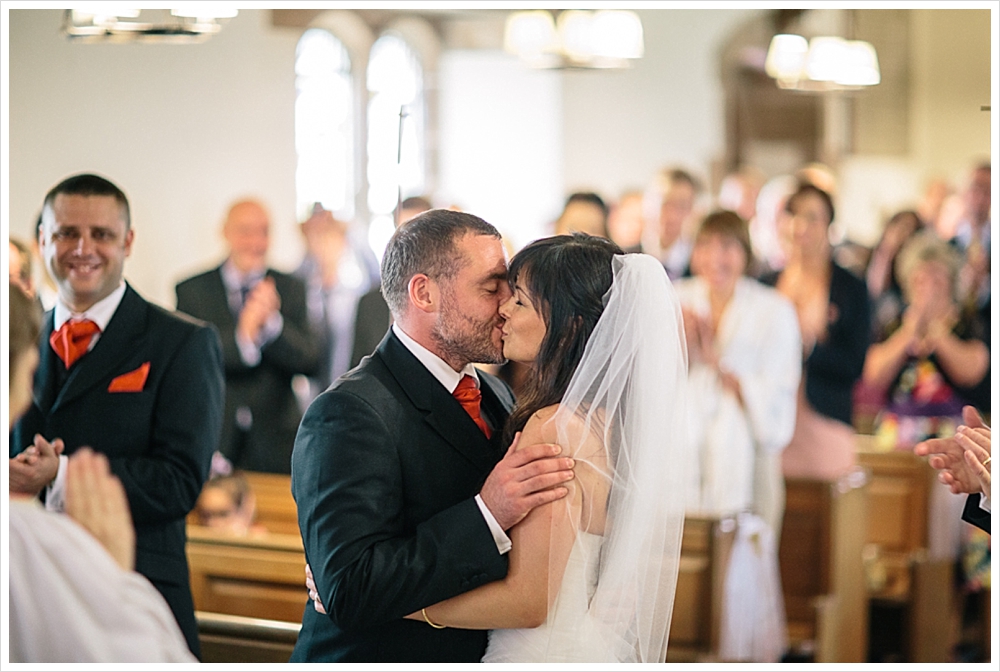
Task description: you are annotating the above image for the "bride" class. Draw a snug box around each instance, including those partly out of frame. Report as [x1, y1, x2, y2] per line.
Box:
[407, 233, 691, 662]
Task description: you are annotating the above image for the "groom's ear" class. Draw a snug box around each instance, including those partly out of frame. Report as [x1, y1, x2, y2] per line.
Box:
[408, 273, 439, 314]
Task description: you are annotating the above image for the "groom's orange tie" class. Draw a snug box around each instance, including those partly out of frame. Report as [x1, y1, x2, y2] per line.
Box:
[453, 374, 491, 439]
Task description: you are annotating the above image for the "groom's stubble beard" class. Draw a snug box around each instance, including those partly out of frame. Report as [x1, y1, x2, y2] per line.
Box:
[431, 284, 505, 368]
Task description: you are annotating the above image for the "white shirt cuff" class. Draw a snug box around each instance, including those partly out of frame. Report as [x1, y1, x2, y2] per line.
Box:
[235, 330, 262, 366]
[45, 454, 69, 513]
[475, 494, 512, 555]
[979, 494, 991, 513]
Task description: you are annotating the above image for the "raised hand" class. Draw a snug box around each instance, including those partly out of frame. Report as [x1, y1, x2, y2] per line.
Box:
[479, 432, 574, 531]
[9, 434, 65, 496]
[65, 448, 136, 571]
[237, 277, 281, 343]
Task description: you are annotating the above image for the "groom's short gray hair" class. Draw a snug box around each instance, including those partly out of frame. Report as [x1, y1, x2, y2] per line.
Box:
[380, 209, 501, 317]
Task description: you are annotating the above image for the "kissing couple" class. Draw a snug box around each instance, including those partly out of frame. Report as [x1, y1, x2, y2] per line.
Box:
[291, 210, 690, 662]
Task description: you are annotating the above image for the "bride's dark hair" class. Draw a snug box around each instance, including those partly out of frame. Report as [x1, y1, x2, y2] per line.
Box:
[503, 233, 624, 444]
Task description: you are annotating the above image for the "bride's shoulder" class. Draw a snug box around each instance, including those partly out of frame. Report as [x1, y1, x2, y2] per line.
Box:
[519, 405, 561, 445]
[520, 405, 601, 451]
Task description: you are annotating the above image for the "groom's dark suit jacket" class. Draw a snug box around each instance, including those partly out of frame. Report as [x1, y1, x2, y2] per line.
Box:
[290, 330, 514, 662]
[10, 284, 225, 656]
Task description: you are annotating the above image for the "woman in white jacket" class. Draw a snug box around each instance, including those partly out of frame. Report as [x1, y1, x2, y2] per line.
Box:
[675, 211, 802, 662]
[676, 210, 802, 533]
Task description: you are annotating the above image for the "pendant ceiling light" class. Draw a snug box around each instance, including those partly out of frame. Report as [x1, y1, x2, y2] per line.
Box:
[504, 9, 644, 69]
[63, 5, 238, 43]
[765, 33, 880, 91]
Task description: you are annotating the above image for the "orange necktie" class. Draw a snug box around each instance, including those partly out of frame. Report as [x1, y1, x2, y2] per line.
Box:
[453, 374, 491, 438]
[49, 319, 101, 369]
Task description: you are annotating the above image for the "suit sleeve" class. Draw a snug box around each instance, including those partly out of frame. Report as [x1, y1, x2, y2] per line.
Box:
[261, 275, 319, 377]
[110, 324, 225, 525]
[292, 389, 508, 632]
[962, 494, 991, 534]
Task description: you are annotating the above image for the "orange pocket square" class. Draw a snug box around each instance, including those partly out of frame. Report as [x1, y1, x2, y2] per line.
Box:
[108, 362, 151, 393]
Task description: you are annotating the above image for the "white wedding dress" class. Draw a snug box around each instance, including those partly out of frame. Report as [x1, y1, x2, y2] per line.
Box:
[482, 254, 690, 663]
[482, 532, 614, 662]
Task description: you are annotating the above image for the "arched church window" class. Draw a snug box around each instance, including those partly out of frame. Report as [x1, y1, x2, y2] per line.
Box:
[366, 32, 426, 262]
[294, 29, 355, 221]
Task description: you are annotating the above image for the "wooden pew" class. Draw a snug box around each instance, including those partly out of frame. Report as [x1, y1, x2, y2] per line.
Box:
[779, 467, 870, 663]
[242, 471, 300, 535]
[856, 438, 956, 662]
[187, 526, 308, 624]
[197, 611, 299, 663]
[667, 515, 737, 662]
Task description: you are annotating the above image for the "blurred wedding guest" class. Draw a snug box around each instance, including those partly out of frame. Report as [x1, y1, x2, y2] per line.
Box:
[795, 162, 837, 198]
[350, 195, 433, 369]
[194, 471, 266, 536]
[675, 212, 800, 663]
[749, 175, 797, 277]
[864, 233, 989, 450]
[9, 237, 35, 296]
[29, 212, 60, 310]
[607, 189, 645, 252]
[643, 167, 702, 280]
[295, 204, 377, 400]
[866, 210, 926, 341]
[553, 191, 609, 238]
[8, 282, 195, 663]
[676, 211, 802, 535]
[717, 167, 764, 224]
[917, 177, 954, 236]
[176, 199, 319, 474]
[762, 184, 870, 480]
[952, 163, 991, 319]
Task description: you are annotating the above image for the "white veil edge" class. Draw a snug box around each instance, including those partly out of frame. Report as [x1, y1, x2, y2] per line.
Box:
[552, 253, 691, 663]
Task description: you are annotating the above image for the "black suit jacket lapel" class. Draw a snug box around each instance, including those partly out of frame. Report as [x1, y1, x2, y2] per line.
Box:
[52, 285, 148, 413]
[33, 311, 59, 415]
[377, 331, 496, 474]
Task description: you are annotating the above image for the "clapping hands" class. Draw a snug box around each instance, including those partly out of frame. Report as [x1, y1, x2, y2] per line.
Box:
[914, 406, 991, 500]
[10, 434, 64, 497]
[237, 277, 281, 343]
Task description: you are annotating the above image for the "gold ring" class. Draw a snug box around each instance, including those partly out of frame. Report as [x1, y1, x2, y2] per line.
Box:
[984, 456, 992, 467]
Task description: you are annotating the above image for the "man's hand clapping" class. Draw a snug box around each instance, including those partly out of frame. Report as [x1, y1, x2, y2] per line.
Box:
[10, 434, 64, 496]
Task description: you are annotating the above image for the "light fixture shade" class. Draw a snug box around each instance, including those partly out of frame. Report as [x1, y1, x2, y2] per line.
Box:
[504, 10, 557, 60]
[556, 10, 595, 61]
[805, 36, 849, 82]
[836, 40, 880, 86]
[591, 10, 644, 59]
[505, 9, 643, 69]
[765, 34, 808, 80]
[171, 5, 239, 20]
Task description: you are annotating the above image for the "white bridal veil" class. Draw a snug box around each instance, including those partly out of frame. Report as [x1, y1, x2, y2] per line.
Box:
[549, 253, 691, 662]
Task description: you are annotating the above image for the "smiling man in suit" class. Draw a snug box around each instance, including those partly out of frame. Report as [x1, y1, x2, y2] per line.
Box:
[176, 199, 318, 474]
[291, 209, 576, 662]
[9, 173, 225, 658]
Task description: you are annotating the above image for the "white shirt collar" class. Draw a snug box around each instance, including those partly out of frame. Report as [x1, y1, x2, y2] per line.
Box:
[53, 281, 127, 332]
[221, 258, 266, 291]
[392, 323, 480, 394]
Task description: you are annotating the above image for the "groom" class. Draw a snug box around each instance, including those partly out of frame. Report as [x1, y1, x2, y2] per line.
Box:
[290, 210, 575, 662]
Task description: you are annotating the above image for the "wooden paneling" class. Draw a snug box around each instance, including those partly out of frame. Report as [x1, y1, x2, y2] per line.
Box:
[667, 515, 737, 662]
[779, 468, 870, 663]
